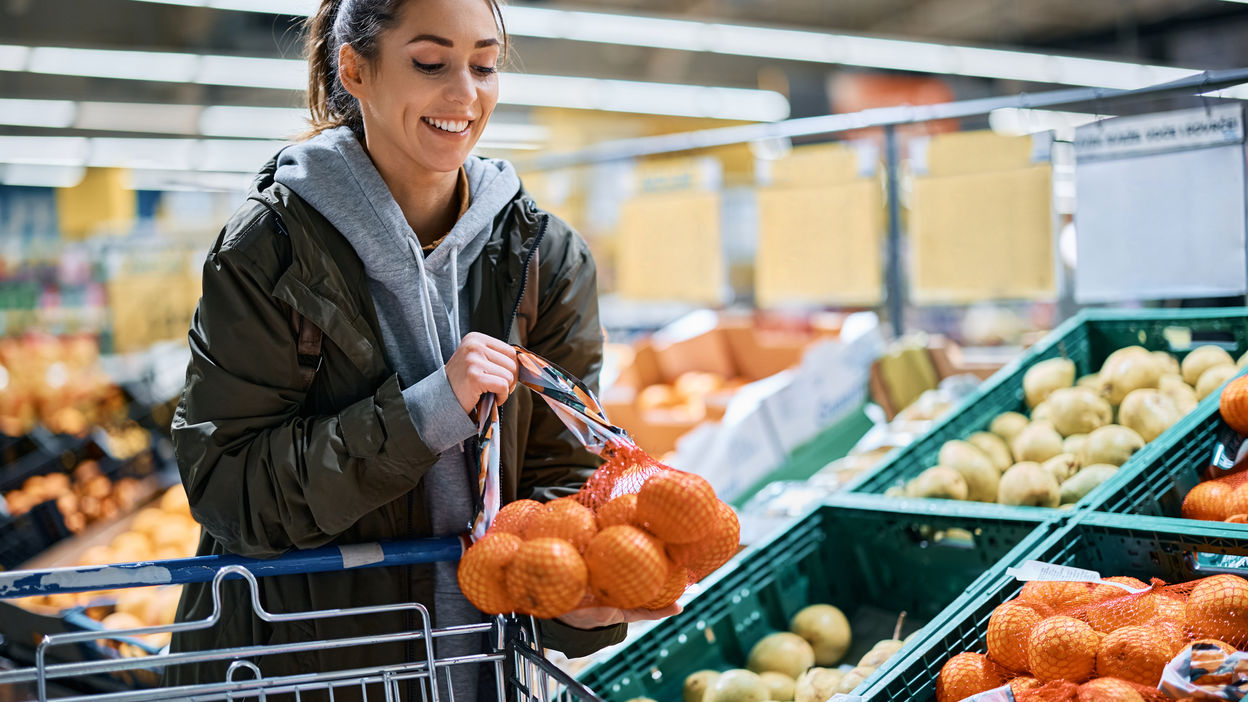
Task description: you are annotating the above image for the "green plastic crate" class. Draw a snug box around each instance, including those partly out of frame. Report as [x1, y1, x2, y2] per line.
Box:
[1089, 367, 1248, 524]
[574, 495, 1056, 701]
[847, 307, 1248, 513]
[862, 511, 1248, 700]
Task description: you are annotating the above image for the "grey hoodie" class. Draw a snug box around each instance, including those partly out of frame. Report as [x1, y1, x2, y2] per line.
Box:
[274, 125, 520, 699]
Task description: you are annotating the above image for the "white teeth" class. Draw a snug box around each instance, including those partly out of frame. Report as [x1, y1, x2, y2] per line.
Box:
[426, 118, 469, 133]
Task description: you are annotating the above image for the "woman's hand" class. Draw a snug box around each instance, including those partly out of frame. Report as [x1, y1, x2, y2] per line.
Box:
[556, 604, 683, 630]
[445, 333, 519, 413]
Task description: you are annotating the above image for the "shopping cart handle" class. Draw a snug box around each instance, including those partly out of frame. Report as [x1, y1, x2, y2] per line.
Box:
[0, 536, 465, 599]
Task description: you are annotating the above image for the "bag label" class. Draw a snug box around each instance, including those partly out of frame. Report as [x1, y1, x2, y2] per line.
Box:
[1006, 560, 1148, 593]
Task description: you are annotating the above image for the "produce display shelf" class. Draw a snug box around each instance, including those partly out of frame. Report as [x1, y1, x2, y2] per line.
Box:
[845, 307, 1248, 515]
[574, 494, 1057, 701]
[861, 510, 1248, 700]
[730, 402, 874, 509]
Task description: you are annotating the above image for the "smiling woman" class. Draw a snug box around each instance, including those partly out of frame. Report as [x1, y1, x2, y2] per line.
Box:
[162, 0, 663, 699]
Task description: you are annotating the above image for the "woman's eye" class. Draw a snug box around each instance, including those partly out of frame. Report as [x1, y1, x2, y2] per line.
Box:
[412, 60, 444, 73]
[474, 65, 498, 76]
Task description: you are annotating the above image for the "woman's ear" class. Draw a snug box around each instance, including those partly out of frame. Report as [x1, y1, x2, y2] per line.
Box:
[338, 43, 368, 100]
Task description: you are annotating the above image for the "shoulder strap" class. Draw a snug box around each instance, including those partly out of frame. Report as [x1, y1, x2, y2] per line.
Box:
[288, 307, 323, 392]
[248, 195, 325, 391]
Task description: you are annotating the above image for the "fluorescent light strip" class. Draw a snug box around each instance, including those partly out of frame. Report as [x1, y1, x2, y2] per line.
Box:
[0, 98, 75, 128]
[0, 45, 789, 121]
[119, 0, 1206, 91]
[0, 135, 287, 172]
[0, 98, 552, 145]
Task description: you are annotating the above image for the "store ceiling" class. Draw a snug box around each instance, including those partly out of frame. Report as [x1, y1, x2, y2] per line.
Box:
[1, 0, 1247, 171]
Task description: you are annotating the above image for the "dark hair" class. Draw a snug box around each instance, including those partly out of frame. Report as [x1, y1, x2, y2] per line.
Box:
[304, 0, 508, 138]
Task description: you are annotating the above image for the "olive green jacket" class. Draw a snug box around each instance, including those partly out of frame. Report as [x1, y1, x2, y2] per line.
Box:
[165, 157, 623, 692]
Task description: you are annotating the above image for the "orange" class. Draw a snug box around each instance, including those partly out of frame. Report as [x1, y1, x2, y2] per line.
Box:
[1182, 480, 1234, 521]
[1076, 677, 1145, 702]
[596, 493, 639, 529]
[1220, 374, 1248, 434]
[1027, 616, 1099, 683]
[457, 533, 522, 615]
[1085, 577, 1153, 633]
[1019, 581, 1095, 611]
[635, 470, 719, 544]
[987, 601, 1045, 672]
[1224, 485, 1248, 519]
[642, 565, 689, 610]
[667, 500, 740, 580]
[490, 499, 542, 536]
[1188, 638, 1238, 655]
[505, 538, 588, 619]
[1185, 574, 1248, 647]
[584, 526, 670, 609]
[1095, 625, 1173, 687]
[523, 497, 598, 552]
[935, 652, 1010, 702]
[1009, 676, 1041, 695]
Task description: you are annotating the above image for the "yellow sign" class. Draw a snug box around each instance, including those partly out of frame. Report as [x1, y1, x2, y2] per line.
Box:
[617, 191, 724, 304]
[56, 168, 135, 239]
[911, 165, 1055, 303]
[760, 143, 865, 188]
[924, 131, 1037, 177]
[756, 180, 884, 307]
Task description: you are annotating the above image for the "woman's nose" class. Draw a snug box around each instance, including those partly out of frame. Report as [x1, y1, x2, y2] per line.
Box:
[444, 68, 475, 105]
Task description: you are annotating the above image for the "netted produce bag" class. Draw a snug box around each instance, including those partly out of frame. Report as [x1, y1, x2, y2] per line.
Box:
[457, 347, 740, 620]
[936, 561, 1248, 702]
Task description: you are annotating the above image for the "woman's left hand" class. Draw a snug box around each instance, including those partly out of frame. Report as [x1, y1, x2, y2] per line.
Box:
[556, 604, 682, 629]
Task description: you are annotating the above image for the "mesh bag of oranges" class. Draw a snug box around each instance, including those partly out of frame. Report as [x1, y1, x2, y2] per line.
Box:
[935, 561, 1248, 702]
[457, 347, 741, 620]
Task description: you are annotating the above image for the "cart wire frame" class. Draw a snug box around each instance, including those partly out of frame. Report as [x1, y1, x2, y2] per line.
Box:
[0, 540, 606, 702]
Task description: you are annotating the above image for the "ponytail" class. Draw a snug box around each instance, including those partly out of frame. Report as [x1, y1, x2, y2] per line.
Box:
[304, 0, 349, 137]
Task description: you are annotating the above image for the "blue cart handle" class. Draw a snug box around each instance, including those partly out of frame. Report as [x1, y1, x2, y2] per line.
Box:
[0, 536, 466, 599]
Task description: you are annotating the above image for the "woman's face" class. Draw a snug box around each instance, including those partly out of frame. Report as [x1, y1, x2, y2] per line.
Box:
[344, 0, 501, 173]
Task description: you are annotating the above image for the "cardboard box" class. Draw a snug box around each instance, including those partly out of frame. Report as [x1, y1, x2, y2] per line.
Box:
[605, 312, 821, 456]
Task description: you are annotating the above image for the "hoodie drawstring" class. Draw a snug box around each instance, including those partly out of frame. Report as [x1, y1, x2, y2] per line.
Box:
[406, 237, 445, 363]
[449, 246, 461, 344]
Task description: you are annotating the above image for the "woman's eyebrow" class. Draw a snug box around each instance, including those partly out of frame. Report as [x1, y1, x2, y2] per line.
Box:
[408, 34, 500, 49]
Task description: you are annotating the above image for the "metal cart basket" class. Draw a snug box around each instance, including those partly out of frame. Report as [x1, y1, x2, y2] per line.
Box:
[0, 537, 604, 702]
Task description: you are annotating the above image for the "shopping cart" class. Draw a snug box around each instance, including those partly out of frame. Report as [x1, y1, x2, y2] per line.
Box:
[0, 537, 605, 701]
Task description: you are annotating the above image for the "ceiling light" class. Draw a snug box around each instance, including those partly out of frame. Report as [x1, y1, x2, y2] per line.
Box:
[27, 46, 198, 83]
[0, 164, 86, 188]
[196, 55, 305, 90]
[0, 136, 287, 172]
[199, 105, 305, 138]
[0, 45, 29, 71]
[0, 136, 89, 167]
[129, 0, 316, 12]
[0, 45, 789, 121]
[0, 99, 75, 128]
[501, 74, 790, 121]
[76, 102, 200, 134]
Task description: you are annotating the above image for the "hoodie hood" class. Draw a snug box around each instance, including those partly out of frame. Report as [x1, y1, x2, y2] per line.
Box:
[273, 125, 520, 383]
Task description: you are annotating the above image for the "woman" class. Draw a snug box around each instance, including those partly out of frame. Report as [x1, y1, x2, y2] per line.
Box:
[166, 0, 669, 697]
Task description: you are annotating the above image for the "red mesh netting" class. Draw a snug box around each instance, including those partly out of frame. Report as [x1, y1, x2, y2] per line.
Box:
[1182, 469, 1248, 523]
[456, 444, 740, 619]
[937, 574, 1248, 702]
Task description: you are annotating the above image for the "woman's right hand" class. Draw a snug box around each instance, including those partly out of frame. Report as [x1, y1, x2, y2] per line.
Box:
[445, 333, 519, 414]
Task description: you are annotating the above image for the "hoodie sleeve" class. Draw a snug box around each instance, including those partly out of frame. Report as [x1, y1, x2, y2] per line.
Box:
[172, 213, 442, 559]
